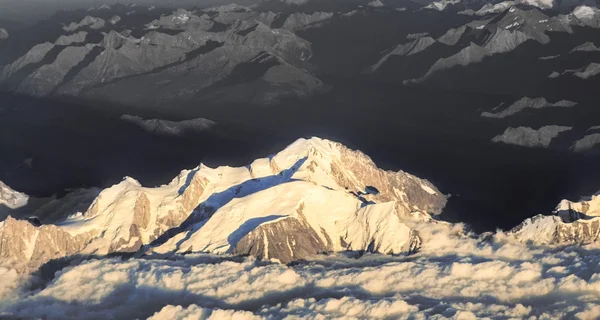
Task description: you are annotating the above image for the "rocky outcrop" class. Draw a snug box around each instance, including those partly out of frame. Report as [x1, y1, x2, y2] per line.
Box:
[482, 97, 577, 119]
[491, 126, 572, 148]
[0, 217, 92, 270]
[233, 216, 329, 263]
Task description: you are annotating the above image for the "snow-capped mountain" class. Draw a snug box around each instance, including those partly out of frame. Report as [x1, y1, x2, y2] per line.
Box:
[510, 192, 600, 244]
[0, 181, 28, 210]
[0, 137, 446, 271]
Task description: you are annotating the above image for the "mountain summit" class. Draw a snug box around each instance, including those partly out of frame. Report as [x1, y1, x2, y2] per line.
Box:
[0, 137, 447, 271]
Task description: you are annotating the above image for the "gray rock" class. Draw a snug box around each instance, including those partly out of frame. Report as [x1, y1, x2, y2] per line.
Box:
[233, 216, 329, 263]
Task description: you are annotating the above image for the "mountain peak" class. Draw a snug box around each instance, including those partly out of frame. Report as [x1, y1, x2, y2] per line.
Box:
[0, 138, 447, 271]
[0, 181, 28, 210]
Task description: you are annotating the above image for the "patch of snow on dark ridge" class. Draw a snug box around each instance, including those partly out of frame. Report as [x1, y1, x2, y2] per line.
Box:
[120, 115, 217, 136]
[482, 97, 577, 119]
[491, 125, 572, 148]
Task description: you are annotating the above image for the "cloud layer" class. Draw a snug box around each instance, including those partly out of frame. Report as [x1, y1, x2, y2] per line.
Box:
[3, 222, 600, 319]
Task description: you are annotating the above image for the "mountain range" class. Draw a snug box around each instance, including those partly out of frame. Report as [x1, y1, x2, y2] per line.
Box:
[3, 1, 600, 153]
[4, 1, 600, 317]
[0, 137, 447, 271]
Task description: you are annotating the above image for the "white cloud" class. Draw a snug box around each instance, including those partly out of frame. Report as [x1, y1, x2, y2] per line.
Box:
[4, 222, 600, 319]
[148, 304, 261, 320]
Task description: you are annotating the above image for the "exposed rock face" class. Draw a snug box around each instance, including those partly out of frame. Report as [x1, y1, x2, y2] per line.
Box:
[570, 42, 600, 53]
[233, 216, 329, 263]
[510, 194, 600, 244]
[482, 97, 577, 118]
[491, 125, 572, 148]
[0, 138, 447, 271]
[0, 217, 91, 270]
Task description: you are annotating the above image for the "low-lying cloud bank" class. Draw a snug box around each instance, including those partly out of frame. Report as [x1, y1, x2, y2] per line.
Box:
[3, 222, 600, 319]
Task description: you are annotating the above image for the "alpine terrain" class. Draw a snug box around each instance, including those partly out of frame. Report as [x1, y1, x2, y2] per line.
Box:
[4, 0, 600, 319]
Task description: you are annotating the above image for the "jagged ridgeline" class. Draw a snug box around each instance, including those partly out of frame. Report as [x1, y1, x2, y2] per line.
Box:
[3, 2, 600, 154]
[0, 138, 447, 271]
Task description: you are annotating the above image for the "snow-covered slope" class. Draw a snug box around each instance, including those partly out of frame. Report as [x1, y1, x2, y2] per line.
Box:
[510, 193, 600, 244]
[0, 137, 447, 271]
[0, 181, 28, 210]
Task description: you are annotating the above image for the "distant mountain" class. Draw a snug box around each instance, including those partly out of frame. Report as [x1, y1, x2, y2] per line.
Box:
[510, 192, 600, 244]
[0, 4, 326, 105]
[4, 2, 600, 109]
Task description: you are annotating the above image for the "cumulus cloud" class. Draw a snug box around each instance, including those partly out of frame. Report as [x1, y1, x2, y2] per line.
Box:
[4, 222, 600, 319]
